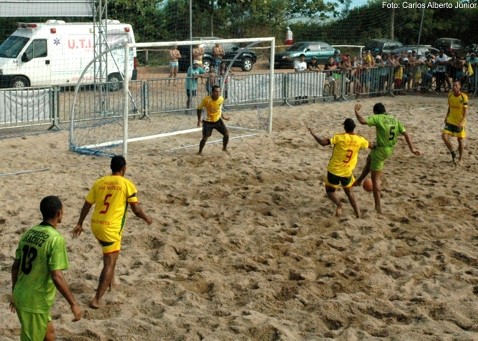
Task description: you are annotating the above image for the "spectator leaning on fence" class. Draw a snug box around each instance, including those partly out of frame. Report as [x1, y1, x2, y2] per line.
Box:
[307, 56, 322, 72]
[339, 55, 352, 94]
[422, 54, 435, 91]
[435, 49, 450, 92]
[294, 54, 307, 72]
[294, 54, 308, 104]
[465, 53, 477, 91]
[324, 56, 340, 98]
[186, 60, 206, 110]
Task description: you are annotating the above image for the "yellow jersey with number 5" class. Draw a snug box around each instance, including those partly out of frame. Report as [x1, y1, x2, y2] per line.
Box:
[86, 175, 138, 242]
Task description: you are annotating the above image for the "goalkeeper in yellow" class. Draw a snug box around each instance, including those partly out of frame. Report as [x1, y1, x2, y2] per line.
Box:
[308, 118, 372, 218]
[73, 155, 152, 309]
[197, 84, 230, 154]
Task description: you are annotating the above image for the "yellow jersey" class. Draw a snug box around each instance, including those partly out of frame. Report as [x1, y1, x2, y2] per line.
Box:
[86, 175, 139, 242]
[447, 92, 468, 127]
[328, 133, 369, 177]
[198, 95, 224, 122]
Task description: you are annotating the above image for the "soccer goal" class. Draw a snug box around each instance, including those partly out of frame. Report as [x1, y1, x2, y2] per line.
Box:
[69, 37, 275, 157]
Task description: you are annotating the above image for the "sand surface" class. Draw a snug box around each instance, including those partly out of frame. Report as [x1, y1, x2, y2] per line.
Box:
[1, 94, 478, 340]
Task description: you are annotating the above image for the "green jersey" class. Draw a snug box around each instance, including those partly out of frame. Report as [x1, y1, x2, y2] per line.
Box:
[366, 113, 405, 148]
[13, 223, 69, 313]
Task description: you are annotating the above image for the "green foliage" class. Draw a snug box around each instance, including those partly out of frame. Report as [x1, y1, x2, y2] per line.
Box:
[107, 0, 164, 42]
[0, 0, 477, 50]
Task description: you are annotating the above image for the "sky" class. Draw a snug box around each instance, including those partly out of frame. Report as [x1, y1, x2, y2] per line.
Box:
[349, 0, 369, 8]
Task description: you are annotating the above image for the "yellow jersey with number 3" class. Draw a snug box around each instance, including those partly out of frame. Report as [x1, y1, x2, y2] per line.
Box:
[86, 175, 139, 242]
[327, 133, 369, 177]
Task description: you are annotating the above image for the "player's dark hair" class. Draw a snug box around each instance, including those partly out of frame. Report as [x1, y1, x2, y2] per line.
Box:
[40, 196, 62, 220]
[111, 155, 126, 173]
[343, 118, 356, 133]
[373, 103, 386, 114]
[212, 85, 221, 92]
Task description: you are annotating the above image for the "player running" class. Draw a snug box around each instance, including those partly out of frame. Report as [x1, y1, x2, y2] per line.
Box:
[354, 102, 420, 214]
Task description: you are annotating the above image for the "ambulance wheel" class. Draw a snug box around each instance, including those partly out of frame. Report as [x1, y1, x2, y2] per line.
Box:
[107, 73, 123, 91]
[10, 76, 29, 88]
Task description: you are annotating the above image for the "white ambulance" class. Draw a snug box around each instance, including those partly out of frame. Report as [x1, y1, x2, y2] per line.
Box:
[0, 19, 138, 89]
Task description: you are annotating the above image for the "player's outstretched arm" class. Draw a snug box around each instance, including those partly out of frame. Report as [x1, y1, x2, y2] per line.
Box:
[50, 270, 82, 322]
[354, 104, 367, 125]
[10, 259, 20, 313]
[72, 201, 92, 238]
[197, 109, 202, 127]
[130, 202, 153, 225]
[403, 132, 421, 156]
[308, 128, 329, 146]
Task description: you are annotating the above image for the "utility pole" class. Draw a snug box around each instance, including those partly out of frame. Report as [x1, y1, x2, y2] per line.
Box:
[391, 7, 395, 40]
[94, 0, 108, 84]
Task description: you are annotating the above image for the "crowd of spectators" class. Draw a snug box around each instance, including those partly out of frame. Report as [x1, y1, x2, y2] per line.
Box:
[295, 48, 478, 99]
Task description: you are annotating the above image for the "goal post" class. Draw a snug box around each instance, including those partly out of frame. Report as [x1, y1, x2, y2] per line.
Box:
[69, 37, 276, 158]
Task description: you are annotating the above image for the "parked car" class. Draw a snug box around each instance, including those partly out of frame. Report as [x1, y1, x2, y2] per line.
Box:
[432, 38, 465, 58]
[465, 43, 478, 54]
[390, 45, 440, 57]
[178, 37, 257, 72]
[364, 39, 403, 56]
[274, 41, 336, 69]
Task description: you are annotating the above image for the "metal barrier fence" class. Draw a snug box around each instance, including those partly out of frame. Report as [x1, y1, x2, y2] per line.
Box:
[1, 65, 477, 138]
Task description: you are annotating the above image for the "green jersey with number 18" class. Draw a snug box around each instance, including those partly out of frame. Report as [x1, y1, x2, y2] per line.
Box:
[13, 223, 69, 313]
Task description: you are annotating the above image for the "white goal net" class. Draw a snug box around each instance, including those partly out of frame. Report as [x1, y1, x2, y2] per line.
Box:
[69, 37, 275, 157]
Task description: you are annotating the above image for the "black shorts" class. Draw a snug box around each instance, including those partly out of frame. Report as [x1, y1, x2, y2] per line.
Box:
[186, 89, 197, 97]
[202, 119, 228, 138]
[444, 123, 463, 133]
[326, 171, 353, 189]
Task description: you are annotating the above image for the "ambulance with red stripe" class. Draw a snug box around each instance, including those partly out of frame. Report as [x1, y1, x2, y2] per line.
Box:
[0, 19, 137, 89]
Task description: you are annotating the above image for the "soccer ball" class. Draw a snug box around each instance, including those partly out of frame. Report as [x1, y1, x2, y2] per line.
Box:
[362, 178, 373, 192]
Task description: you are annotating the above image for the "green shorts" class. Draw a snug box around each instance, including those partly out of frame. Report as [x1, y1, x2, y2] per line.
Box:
[17, 308, 51, 341]
[370, 146, 394, 171]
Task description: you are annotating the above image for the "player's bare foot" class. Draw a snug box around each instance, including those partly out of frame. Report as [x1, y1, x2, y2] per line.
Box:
[223, 148, 229, 154]
[335, 206, 343, 217]
[89, 300, 100, 309]
[451, 150, 456, 163]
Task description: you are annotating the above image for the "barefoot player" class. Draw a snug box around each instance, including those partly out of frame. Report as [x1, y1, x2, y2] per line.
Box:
[73, 155, 152, 309]
[308, 118, 372, 218]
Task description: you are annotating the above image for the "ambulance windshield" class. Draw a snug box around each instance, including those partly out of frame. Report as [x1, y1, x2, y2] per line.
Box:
[0, 35, 30, 58]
